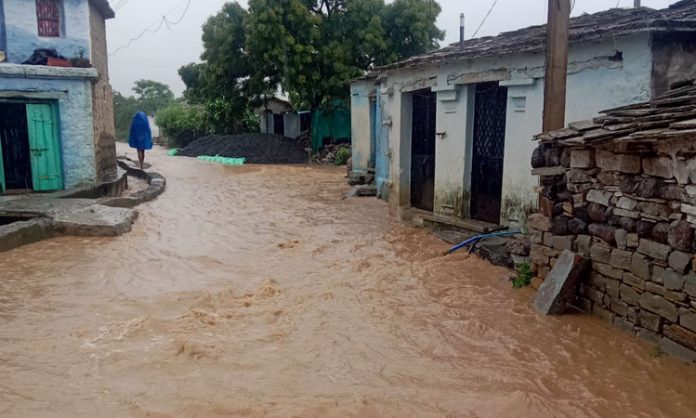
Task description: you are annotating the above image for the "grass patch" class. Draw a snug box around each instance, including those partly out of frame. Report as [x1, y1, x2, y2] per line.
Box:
[513, 263, 533, 289]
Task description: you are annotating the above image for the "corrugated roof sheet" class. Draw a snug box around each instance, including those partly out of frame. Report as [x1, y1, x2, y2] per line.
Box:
[373, 0, 696, 74]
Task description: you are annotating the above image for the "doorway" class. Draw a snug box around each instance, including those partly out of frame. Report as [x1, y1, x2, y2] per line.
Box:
[0, 103, 33, 191]
[410, 89, 436, 212]
[273, 114, 285, 136]
[0, 101, 63, 193]
[470, 82, 508, 224]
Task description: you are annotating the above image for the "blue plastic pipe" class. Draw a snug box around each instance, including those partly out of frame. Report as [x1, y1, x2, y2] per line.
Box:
[446, 230, 522, 255]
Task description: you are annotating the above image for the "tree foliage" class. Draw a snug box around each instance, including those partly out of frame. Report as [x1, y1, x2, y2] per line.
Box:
[180, 0, 444, 110]
[112, 80, 176, 140]
[132, 79, 176, 114]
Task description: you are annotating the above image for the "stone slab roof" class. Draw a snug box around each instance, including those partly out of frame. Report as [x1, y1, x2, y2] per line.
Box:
[534, 79, 696, 149]
[90, 0, 115, 19]
[373, 0, 696, 74]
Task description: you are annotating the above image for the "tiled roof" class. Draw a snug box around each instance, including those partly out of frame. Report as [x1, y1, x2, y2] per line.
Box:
[374, 0, 696, 73]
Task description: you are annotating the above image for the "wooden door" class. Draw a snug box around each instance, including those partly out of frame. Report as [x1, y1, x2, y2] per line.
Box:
[26, 103, 63, 191]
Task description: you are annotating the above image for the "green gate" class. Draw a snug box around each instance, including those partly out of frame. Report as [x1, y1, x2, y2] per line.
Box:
[26, 103, 63, 191]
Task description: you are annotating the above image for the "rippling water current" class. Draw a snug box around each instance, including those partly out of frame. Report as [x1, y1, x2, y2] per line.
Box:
[1, 145, 695, 417]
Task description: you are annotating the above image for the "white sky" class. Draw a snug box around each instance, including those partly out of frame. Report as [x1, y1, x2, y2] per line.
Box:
[106, 0, 675, 96]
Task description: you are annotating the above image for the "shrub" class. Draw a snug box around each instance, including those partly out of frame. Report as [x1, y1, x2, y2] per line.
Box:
[156, 103, 206, 148]
[334, 146, 351, 166]
[513, 263, 533, 289]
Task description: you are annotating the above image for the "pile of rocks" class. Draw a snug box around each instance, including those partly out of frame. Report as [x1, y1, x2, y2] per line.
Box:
[529, 80, 696, 360]
[312, 143, 351, 164]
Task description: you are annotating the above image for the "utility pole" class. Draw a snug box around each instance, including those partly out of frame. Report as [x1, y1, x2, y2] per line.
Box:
[634, 0, 641, 8]
[459, 13, 465, 49]
[542, 0, 571, 132]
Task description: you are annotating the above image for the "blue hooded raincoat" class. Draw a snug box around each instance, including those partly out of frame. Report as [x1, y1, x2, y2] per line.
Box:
[128, 111, 153, 150]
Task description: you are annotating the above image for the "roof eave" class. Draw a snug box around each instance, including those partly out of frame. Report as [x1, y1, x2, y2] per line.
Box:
[90, 0, 115, 20]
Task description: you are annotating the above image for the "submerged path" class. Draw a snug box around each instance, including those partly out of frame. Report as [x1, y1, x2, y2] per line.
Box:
[1, 144, 695, 418]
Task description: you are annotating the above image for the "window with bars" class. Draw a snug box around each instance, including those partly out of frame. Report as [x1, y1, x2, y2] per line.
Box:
[36, 0, 61, 37]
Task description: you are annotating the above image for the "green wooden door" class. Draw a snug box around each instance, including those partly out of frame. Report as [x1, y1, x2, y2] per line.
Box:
[26, 103, 63, 191]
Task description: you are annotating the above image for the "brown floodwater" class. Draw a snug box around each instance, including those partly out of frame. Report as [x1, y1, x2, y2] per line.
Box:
[1, 145, 695, 418]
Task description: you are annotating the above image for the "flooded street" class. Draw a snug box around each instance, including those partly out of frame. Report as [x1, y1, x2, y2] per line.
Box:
[1, 145, 695, 418]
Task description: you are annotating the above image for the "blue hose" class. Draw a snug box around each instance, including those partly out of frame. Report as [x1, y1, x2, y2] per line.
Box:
[446, 229, 522, 255]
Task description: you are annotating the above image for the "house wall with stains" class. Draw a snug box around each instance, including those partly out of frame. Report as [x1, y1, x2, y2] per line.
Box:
[2, 0, 91, 63]
[356, 32, 658, 226]
[0, 65, 97, 188]
[350, 80, 374, 175]
[89, 1, 116, 182]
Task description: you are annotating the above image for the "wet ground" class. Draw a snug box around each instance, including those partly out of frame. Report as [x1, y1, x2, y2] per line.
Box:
[1, 145, 695, 418]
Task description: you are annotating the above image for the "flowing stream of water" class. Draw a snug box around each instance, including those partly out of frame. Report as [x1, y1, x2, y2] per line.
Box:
[1, 145, 695, 417]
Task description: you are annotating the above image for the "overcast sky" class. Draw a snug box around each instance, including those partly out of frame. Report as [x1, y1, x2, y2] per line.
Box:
[106, 0, 675, 96]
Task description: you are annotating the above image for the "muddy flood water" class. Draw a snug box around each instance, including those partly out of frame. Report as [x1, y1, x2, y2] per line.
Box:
[1, 145, 696, 418]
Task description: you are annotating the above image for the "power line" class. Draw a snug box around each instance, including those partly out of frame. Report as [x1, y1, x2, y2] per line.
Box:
[112, 0, 130, 11]
[109, 0, 192, 56]
[472, 0, 501, 38]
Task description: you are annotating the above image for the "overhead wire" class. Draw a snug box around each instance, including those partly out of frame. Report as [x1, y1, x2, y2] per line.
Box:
[472, 0, 501, 38]
[108, 0, 192, 56]
[112, 0, 131, 11]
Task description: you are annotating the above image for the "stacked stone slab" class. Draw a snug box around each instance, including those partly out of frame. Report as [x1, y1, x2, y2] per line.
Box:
[529, 80, 696, 361]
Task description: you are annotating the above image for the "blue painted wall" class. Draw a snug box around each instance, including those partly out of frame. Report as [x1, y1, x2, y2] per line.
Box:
[0, 0, 6, 53]
[0, 74, 96, 188]
[3, 0, 90, 63]
[374, 87, 390, 198]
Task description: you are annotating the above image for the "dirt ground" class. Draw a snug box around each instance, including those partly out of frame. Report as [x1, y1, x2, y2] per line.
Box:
[0, 144, 695, 418]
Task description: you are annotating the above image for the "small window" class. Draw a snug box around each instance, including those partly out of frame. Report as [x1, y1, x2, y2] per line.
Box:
[36, 0, 61, 37]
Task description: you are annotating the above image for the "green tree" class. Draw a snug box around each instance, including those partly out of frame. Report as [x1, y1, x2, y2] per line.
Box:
[178, 63, 205, 103]
[381, 0, 444, 64]
[132, 79, 176, 114]
[177, 0, 444, 124]
[113, 90, 139, 140]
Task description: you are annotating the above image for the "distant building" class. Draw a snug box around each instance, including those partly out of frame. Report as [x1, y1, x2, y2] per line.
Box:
[350, 1, 696, 227]
[257, 96, 299, 138]
[0, 0, 116, 193]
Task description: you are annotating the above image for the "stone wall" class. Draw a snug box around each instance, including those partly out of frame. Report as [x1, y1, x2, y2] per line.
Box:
[89, 2, 116, 182]
[529, 139, 696, 361]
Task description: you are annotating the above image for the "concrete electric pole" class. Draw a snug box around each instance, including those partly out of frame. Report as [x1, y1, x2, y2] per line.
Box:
[542, 0, 572, 132]
[634, 0, 642, 8]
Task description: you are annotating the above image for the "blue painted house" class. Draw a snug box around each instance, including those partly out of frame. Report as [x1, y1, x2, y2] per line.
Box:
[0, 0, 116, 193]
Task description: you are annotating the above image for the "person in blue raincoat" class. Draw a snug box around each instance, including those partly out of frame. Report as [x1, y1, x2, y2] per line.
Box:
[128, 111, 153, 170]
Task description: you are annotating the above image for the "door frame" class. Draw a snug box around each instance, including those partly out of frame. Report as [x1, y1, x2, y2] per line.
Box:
[409, 88, 437, 212]
[469, 82, 508, 224]
[26, 102, 64, 192]
[0, 98, 62, 193]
